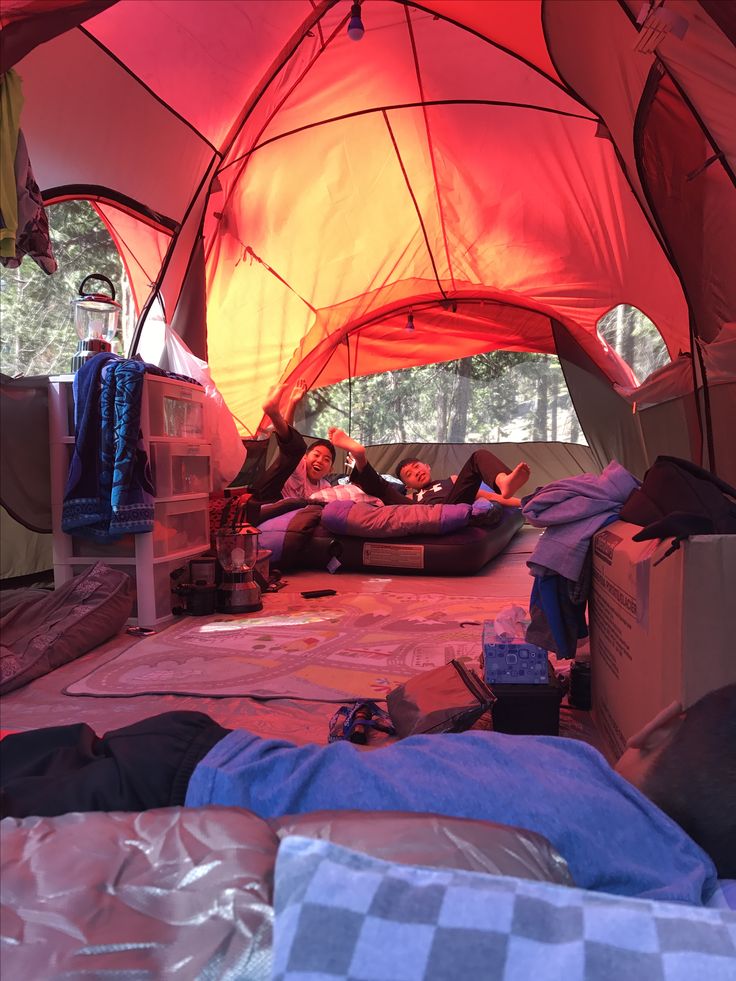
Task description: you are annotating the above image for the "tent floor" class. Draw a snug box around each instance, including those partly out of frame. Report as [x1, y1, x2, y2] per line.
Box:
[1, 527, 607, 757]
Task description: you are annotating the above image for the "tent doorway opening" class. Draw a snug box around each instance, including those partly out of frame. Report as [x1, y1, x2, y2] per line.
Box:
[299, 352, 587, 448]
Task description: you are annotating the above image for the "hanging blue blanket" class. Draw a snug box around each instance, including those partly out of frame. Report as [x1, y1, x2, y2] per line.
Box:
[521, 462, 640, 657]
[62, 354, 157, 541]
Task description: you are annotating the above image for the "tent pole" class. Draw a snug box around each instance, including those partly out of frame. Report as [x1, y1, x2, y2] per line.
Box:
[346, 333, 353, 436]
[129, 157, 219, 357]
[689, 316, 717, 475]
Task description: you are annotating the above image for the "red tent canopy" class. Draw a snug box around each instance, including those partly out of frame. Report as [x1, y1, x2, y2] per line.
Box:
[5, 0, 735, 438]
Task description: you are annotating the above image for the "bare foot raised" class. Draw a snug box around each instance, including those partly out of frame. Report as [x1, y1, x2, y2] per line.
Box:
[497, 462, 530, 500]
[327, 427, 367, 469]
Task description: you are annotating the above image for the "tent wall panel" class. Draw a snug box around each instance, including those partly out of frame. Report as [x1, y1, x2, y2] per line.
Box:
[168, 235, 209, 363]
[636, 396, 703, 469]
[627, 0, 736, 177]
[637, 72, 735, 345]
[553, 321, 649, 478]
[544, 0, 660, 238]
[17, 30, 213, 224]
[94, 204, 172, 318]
[422, 0, 559, 82]
[0, 0, 117, 69]
[0, 376, 51, 534]
[144, 167, 217, 348]
[86, 0, 318, 148]
[705, 382, 736, 486]
[557, 358, 649, 478]
[0, 509, 52, 581]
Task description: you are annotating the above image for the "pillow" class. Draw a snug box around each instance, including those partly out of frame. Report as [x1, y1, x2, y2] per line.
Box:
[309, 483, 383, 506]
[321, 500, 473, 538]
[273, 837, 736, 981]
[0, 563, 133, 694]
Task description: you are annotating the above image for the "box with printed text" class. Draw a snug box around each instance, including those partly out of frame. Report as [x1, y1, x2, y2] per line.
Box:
[589, 520, 735, 760]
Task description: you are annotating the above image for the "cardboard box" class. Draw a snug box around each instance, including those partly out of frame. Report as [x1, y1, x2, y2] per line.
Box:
[589, 520, 736, 760]
[481, 622, 549, 684]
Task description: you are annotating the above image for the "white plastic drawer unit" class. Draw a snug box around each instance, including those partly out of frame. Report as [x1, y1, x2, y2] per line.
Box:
[150, 442, 212, 497]
[146, 375, 206, 439]
[71, 498, 210, 559]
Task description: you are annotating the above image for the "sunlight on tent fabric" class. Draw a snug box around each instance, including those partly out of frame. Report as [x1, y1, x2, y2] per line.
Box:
[94, 204, 172, 316]
[7, 0, 733, 478]
[186, 2, 691, 432]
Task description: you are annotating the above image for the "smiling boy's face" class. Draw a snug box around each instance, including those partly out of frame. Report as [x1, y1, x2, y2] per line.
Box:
[399, 460, 432, 490]
[304, 444, 333, 483]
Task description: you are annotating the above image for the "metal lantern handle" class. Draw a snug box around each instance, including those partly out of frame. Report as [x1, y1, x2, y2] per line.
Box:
[78, 273, 116, 301]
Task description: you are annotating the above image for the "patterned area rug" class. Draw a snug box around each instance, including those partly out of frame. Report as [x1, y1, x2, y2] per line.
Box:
[65, 592, 508, 702]
[65, 591, 511, 702]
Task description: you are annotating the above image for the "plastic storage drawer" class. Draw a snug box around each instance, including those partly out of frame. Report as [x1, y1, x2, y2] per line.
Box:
[146, 377, 206, 439]
[71, 497, 210, 558]
[151, 441, 211, 497]
[153, 498, 210, 556]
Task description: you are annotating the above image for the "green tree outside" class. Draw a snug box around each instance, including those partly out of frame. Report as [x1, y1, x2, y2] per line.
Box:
[598, 305, 669, 383]
[299, 351, 586, 445]
[0, 201, 131, 377]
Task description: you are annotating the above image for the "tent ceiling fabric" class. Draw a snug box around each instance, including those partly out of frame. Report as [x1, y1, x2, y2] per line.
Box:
[94, 203, 171, 315]
[623, 0, 736, 176]
[8, 0, 734, 435]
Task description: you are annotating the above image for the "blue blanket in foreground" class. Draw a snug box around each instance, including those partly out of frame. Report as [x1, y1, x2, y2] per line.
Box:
[272, 837, 735, 981]
[186, 729, 717, 905]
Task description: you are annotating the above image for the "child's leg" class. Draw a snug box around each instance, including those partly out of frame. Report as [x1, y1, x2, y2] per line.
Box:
[0, 712, 228, 818]
[328, 428, 409, 505]
[446, 451, 529, 505]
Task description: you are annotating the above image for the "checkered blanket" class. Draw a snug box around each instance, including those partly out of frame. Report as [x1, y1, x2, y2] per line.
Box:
[273, 836, 736, 981]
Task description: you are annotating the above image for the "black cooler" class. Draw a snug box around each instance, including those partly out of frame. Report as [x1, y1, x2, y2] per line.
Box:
[490, 664, 562, 736]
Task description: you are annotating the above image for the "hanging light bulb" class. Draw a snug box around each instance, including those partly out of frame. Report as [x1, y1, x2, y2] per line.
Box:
[347, 2, 364, 41]
[405, 311, 415, 332]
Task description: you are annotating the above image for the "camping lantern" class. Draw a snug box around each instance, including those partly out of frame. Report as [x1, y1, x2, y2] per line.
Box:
[215, 524, 263, 613]
[70, 274, 121, 372]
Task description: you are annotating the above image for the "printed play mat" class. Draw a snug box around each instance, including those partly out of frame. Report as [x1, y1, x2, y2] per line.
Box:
[65, 591, 512, 702]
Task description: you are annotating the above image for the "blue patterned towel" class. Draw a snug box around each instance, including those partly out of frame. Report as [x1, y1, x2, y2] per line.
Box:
[62, 354, 158, 541]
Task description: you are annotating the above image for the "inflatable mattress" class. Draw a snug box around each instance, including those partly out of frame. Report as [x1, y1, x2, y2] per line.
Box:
[258, 501, 524, 575]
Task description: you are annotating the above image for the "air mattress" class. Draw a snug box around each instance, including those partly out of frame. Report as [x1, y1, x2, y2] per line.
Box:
[310, 505, 524, 575]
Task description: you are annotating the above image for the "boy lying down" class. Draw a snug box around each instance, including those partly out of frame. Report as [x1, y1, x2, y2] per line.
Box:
[2, 685, 734, 906]
[328, 427, 530, 507]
